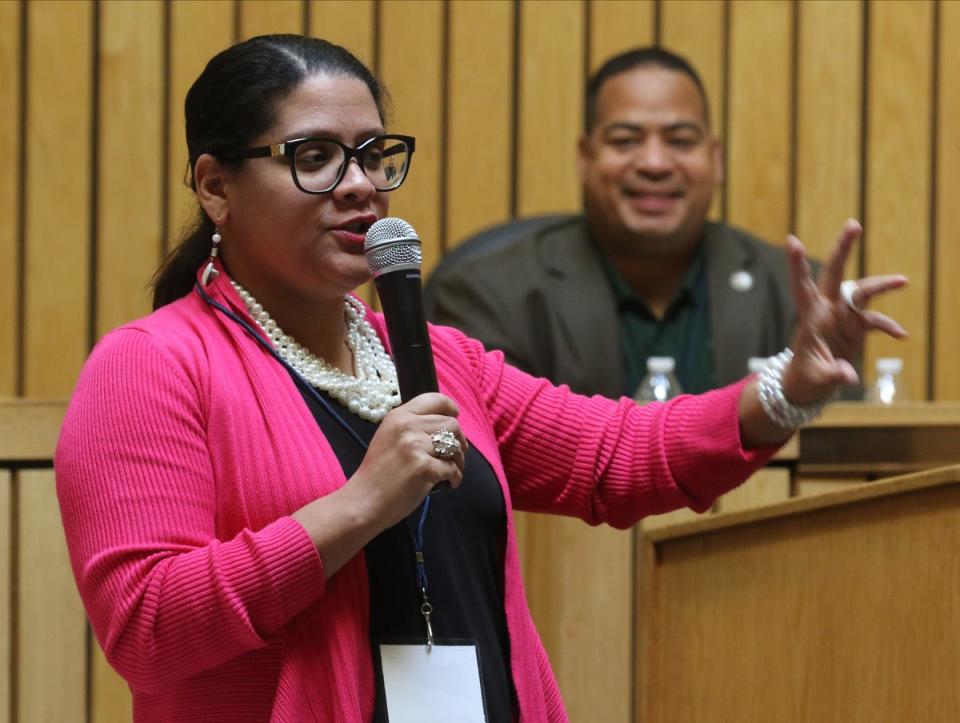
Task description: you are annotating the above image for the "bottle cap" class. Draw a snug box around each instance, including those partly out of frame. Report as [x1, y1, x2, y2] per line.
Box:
[876, 357, 903, 374]
[647, 356, 676, 374]
[747, 357, 769, 374]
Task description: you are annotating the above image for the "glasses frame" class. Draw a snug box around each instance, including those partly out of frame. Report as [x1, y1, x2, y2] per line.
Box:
[228, 134, 416, 195]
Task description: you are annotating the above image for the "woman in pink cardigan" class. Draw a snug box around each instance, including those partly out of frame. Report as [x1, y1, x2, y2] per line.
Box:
[55, 35, 906, 722]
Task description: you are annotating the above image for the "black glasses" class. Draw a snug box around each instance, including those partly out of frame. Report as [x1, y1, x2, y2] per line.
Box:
[229, 134, 415, 194]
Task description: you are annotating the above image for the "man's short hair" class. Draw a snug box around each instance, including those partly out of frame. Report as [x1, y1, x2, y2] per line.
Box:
[584, 46, 711, 132]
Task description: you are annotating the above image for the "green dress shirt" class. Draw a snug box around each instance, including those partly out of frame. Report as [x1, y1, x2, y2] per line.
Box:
[597, 244, 716, 398]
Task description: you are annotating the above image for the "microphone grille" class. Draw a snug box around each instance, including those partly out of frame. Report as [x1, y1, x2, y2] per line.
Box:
[366, 217, 418, 245]
[364, 217, 422, 276]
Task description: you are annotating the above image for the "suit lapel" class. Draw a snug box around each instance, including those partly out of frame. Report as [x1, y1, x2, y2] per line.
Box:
[705, 223, 762, 386]
[536, 220, 768, 395]
[540, 220, 623, 398]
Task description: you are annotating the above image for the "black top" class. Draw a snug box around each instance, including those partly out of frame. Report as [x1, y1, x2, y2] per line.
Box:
[291, 375, 518, 722]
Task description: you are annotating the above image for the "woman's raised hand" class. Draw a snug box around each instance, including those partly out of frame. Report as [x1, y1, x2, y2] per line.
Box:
[780, 219, 908, 406]
[739, 220, 908, 448]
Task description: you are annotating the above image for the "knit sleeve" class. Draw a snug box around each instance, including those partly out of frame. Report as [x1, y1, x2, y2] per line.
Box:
[450, 331, 779, 527]
[55, 327, 326, 691]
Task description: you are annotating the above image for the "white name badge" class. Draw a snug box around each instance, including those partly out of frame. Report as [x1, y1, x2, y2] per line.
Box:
[379, 643, 487, 722]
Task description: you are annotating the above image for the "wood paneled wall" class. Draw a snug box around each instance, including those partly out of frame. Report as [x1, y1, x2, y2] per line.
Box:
[2, 1, 957, 721]
[3, 0, 957, 404]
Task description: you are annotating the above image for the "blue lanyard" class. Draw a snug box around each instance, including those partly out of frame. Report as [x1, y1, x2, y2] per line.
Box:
[194, 282, 436, 646]
[194, 282, 370, 450]
[408, 498, 434, 648]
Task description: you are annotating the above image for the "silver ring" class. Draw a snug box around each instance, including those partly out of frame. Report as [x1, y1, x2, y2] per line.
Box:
[430, 429, 461, 460]
[840, 279, 863, 313]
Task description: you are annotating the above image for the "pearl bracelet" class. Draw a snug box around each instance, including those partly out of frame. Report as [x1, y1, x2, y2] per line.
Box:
[756, 348, 832, 429]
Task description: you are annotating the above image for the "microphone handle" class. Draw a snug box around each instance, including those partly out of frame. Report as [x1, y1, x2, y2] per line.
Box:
[374, 269, 451, 493]
[374, 270, 439, 402]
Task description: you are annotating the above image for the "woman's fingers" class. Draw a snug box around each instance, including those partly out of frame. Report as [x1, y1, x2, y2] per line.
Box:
[382, 394, 470, 482]
[349, 393, 472, 528]
[832, 357, 861, 386]
[836, 275, 909, 341]
[389, 394, 470, 465]
[787, 220, 908, 344]
[818, 219, 862, 296]
[393, 411, 470, 463]
[421, 423, 468, 475]
[401, 392, 460, 418]
[778, 219, 909, 409]
[845, 274, 909, 309]
[859, 310, 909, 339]
[785, 234, 818, 315]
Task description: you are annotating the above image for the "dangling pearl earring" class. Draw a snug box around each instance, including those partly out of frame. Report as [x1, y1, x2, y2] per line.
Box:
[201, 227, 222, 286]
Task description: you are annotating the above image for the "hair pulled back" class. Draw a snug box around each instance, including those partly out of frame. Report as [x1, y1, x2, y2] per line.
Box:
[152, 34, 386, 309]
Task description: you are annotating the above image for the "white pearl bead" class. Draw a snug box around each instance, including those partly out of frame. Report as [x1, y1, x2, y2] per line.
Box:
[230, 280, 399, 421]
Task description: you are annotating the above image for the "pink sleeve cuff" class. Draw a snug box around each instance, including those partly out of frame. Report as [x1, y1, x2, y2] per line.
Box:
[662, 380, 781, 510]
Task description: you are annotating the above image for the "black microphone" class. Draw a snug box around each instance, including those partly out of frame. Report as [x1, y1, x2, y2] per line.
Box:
[364, 217, 439, 402]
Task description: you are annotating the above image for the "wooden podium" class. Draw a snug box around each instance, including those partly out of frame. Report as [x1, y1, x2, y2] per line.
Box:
[510, 404, 960, 722]
[636, 464, 960, 722]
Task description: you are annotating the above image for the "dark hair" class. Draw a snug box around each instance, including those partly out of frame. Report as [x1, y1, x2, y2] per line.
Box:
[152, 34, 387, 309]
[584, 46, 710, 133]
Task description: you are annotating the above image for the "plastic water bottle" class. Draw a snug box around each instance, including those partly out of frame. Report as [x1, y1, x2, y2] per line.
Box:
[634, 356, 683, 403]
[866, 357, 905, 405]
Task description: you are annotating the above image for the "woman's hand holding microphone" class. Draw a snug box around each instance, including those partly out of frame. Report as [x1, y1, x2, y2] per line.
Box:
[293, 393, 467, 577]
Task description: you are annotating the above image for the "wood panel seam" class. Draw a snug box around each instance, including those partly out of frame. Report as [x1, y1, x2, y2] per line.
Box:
[88, 0, 100, 356]
[927, 0, 940, 401]
[15, 1, 27, 397]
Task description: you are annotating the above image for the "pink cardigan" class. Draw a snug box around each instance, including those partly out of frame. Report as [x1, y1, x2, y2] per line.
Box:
[55, 273, 775, 721]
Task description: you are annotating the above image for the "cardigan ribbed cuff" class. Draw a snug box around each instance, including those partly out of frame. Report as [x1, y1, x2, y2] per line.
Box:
[217, 516, 326, 636]
[663, 380, 780, 509]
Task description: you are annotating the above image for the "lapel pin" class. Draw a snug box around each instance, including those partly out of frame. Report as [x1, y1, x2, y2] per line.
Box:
[729, 270, 754, 293]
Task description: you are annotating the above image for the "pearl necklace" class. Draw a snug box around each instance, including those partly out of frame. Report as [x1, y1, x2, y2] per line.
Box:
[231, 281, 400, 422]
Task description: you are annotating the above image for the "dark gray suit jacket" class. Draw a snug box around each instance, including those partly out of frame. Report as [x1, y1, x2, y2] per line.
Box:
[425, 215, 857, 399]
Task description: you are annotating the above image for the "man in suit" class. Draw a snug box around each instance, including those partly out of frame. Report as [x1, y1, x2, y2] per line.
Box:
[425, 46, 815, 399]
